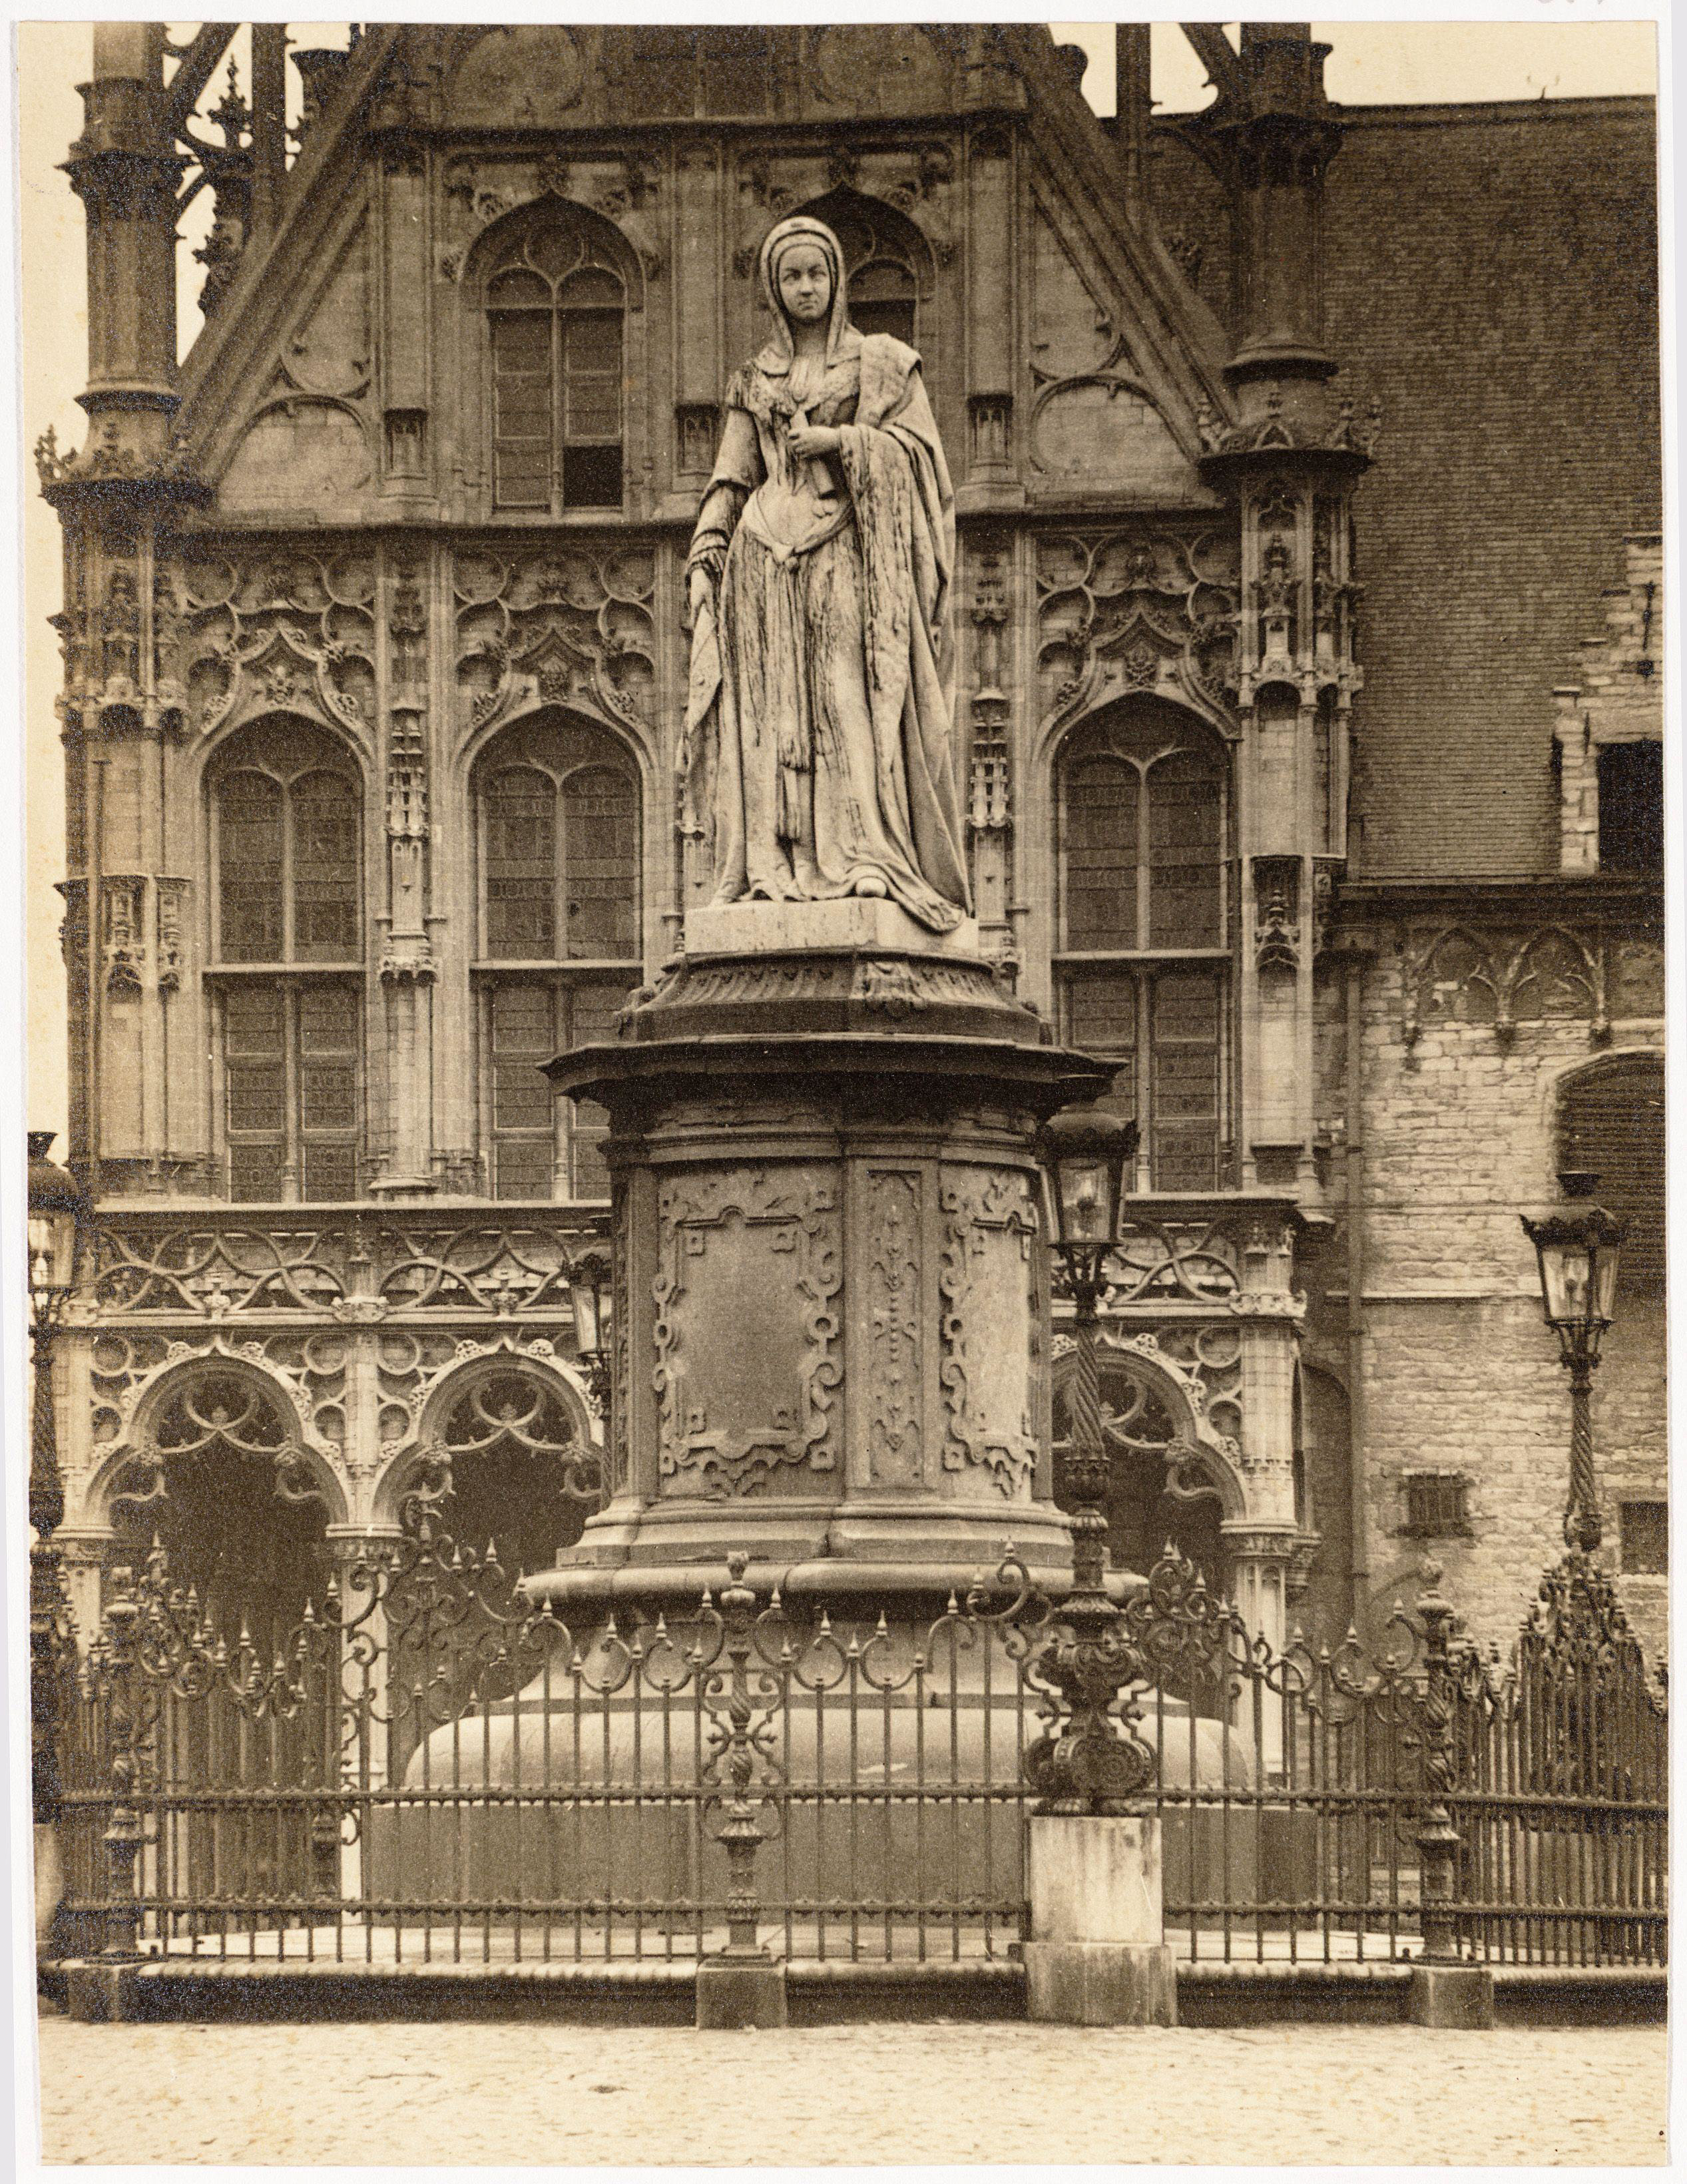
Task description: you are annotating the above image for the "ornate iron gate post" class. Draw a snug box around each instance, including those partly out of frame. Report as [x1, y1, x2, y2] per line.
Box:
[97, 1569, 149, 1968]
[1408, 1563, 1493, 2027]
[696, 1551, 787, 2028]
[64, 1564, 151, 2023]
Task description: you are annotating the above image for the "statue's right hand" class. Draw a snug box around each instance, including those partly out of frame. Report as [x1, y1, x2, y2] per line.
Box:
[687, 565, 716, 624]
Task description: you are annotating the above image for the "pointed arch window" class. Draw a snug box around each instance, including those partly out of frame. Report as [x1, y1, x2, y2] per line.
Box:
[1056, 703, 1230, 1191]
[486, 221, 626, 513]
[209, 719, 364, 1203]
[473, 714, 642, 1202]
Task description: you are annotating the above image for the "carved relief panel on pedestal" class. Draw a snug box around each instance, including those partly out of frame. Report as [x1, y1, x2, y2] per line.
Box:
[938, 1165, 1041, 1498]
[652, 1167, 843, 1500]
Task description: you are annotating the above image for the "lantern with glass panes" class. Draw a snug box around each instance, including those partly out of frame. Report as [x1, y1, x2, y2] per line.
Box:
[566, 1244, 612, 1422]
[1521, 1170, 1625, 1555]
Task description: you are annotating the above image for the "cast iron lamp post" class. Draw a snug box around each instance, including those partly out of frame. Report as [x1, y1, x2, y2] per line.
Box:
[27, 1131, 95, 1833]
[1026, 1103, 1150, 1810]
[1521, 1169, 1624, 1555]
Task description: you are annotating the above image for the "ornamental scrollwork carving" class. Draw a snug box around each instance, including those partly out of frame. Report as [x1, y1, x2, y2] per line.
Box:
[1100, 1217, 1242, 1306]
[652, 1171, 843, 1498]
[937, 1168, 1039, 1496]
[89, 1213, 597, 1322]
[373, 1224, 573, 1315]
[453, 541, 655, 740]
[867, 1170, 923, 1483]
[93, 1223, 353, 1317]
[1036, 528, 1238, 738]
[174, 548, 377, 740]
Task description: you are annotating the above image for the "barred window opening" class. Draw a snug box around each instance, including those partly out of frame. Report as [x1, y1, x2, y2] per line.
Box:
[1619, 1500, 1667, 1576]
[1558, 1053, 1665, 1296]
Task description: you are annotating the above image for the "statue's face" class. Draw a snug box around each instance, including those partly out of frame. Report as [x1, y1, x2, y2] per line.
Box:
[776, 242, 833, 326]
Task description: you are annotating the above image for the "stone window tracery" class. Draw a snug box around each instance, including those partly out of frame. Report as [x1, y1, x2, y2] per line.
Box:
[208, 718, 364, 1202]
[427, 1366, 600, 1575]
[473, 712, 641, 1201]
[485, 216, 626, 513]
[1055, 702, 1229, 1191]
[1052, 1353, 1224, 1583]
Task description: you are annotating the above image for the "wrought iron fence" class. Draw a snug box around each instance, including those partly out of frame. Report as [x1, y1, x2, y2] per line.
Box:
[49, 1499, 1666, 1974]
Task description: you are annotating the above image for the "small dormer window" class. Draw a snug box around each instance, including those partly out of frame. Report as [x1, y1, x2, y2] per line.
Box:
[1597, 741, 1663, 874]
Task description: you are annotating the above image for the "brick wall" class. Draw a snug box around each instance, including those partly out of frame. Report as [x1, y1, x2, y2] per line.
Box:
[1304, 934, 1666, 1663]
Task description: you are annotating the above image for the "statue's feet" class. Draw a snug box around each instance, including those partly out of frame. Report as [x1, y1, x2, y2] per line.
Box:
[853, 872, 889, 900]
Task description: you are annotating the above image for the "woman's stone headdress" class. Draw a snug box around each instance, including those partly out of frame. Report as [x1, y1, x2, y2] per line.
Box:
[756, 215, 856, 373]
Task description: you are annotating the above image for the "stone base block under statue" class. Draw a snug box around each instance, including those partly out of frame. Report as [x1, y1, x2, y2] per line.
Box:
[536, 901, 1110, 1603]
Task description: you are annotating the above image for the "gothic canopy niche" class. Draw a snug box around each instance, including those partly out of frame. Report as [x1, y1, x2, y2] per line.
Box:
[1036, 529, 1239, 744]
[100, 1359, 344, 1532]
[176, 549, 377, 746]
[1051, 1338, 1242, 1575]
[395, 1360, 601, 1568]
[790, 186, 937, 335]
[453, 541, 656, 752]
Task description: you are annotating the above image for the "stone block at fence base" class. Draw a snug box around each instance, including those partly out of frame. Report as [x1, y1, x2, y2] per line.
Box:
[695, 1956, 788, 2030]
[1408, 1962, 1495, 2030]
[1025, 1940, 1177, 2026]
[1024, 1813, 1176, 2026]
[63, 1964, 130, 2024]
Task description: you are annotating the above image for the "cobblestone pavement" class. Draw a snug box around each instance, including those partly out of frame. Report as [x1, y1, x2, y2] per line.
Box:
[33, 2008, 1666, 2167]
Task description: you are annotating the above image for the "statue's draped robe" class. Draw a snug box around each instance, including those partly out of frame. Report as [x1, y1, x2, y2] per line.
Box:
[684, 236, 970, 932]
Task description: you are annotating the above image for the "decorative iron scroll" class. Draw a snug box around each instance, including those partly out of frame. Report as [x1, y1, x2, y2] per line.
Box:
[49, 1520, 1666, 1976]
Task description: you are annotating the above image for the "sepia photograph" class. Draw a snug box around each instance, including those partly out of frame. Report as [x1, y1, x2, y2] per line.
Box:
[10, 9, 1670, 2167]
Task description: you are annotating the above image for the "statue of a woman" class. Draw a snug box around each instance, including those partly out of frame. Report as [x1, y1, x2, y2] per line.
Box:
[682, 216, 971, 934]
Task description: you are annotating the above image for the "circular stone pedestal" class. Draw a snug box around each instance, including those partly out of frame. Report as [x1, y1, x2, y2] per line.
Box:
[533, 901, 1114, 1617]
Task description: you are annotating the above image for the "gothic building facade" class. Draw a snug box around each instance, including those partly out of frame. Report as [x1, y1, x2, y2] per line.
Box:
[38, 25, 1663, 1660]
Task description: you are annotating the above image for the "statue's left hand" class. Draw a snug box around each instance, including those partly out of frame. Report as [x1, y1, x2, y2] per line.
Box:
[788, 423, 843, 460]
